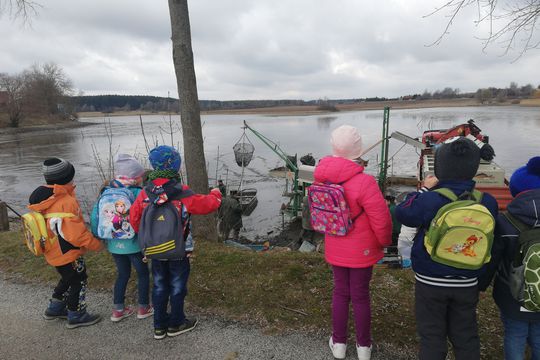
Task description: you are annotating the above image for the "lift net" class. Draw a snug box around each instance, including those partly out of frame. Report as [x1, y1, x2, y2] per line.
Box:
[233, 133, 255, 167]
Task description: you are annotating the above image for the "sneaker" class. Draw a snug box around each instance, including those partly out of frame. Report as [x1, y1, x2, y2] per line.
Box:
[329, 337, 347, 359]
[154, 328, 167, 340]
[43, 299, 67, 320]
[356, 344, 372, 360]
[110, 307, 135, 322]
[167, 318, 198, 337]
[66, 310, 102, 329]
[137, 305, 154, 319]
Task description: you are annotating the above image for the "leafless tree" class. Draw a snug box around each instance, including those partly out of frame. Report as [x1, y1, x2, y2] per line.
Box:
[427, 0, 540, 59]
[0, 0, 40, 21]
[168, 0, 218, 242]
[0, 72, 26, 127]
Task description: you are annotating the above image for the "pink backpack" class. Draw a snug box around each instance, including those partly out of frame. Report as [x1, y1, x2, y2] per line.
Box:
[308, 182, 352, 236]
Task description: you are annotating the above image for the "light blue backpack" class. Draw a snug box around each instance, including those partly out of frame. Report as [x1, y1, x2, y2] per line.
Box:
[92, 181, 136, 241]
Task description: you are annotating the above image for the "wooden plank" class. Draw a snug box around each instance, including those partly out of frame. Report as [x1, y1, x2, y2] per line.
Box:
[0, 202, 9, 232]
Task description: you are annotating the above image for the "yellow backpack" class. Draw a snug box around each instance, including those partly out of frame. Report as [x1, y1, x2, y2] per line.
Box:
[21, 212, 74, 256]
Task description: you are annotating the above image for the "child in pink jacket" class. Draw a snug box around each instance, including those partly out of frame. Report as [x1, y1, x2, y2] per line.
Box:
[314, 125, 392, 360]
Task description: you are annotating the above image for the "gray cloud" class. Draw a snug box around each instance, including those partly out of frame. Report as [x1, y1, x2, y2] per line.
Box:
[1, 0, 539, 100]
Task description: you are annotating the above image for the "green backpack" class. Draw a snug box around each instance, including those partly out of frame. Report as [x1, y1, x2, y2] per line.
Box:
[503, 213, 540, 312]
[424, 188, 495, 270]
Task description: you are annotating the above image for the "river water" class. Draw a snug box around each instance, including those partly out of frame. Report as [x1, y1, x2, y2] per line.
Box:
[1, 106, 538, 238]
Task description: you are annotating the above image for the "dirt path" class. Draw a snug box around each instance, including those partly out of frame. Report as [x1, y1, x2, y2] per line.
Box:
[0, 275, 411, 360]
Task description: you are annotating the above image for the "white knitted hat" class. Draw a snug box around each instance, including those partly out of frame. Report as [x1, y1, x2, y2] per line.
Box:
[114, 154, 145, 179]
[330, 125, 363, 160]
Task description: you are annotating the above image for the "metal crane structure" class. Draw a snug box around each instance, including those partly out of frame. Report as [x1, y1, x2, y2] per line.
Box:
[242, 120, 302, 218]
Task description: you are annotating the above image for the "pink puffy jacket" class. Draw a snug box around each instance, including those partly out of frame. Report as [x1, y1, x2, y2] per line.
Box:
[313, 156, 392, 268]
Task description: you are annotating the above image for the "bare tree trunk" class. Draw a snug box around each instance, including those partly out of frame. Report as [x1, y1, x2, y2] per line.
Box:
[168, 0, 218, 242]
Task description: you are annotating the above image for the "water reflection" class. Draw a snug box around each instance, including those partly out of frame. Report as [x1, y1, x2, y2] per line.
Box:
[1, 106, 539, 237]
[317, 116, 337, 130]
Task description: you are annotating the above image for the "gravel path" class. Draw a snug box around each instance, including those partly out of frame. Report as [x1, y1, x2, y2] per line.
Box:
[0, 276, 410, 360]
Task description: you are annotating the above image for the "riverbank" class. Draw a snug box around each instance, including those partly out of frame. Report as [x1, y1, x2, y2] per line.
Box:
[0, 119, 95, 135]
[0, 230, 504, 358]
[76, 98, 540, 118]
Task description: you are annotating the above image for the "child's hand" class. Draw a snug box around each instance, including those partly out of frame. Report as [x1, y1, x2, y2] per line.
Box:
[422, 175, 439, 189]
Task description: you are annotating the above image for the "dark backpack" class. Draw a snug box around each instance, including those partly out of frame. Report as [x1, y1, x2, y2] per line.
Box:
[138, 183, 193, 260]
[503, 213, 540, 311]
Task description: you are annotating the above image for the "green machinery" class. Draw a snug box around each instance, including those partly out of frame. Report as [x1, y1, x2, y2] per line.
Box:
[378, 106, 391, 191]
[242, 120, 303, 218]
[242, 106, 391, 219]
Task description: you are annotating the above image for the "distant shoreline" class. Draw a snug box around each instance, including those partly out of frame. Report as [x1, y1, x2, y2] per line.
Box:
[78, 98, 540, 118]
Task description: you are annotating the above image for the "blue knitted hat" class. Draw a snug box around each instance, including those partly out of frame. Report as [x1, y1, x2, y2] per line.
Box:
[509, 156, 540, 197]
[148, 145, 181, 172]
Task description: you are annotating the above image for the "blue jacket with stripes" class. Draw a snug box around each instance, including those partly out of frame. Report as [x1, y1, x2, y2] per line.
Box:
[478, 189, 540, 321]
[395, 180, 499, 286]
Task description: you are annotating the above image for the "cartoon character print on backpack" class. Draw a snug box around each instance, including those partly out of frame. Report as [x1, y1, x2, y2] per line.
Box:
[424, 188, 495, 270]
[503, 213, 540, 312]
[96, 187, 136, 241]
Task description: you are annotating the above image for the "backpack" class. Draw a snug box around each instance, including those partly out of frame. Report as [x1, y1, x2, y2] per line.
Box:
[21, 211, 74, 256]
[308, 182, 353, 236]
[502, 213, 540, 311]
[424, 188, 495, 270]
[95, 182, 136, 241]
[138, 184, 194, 260]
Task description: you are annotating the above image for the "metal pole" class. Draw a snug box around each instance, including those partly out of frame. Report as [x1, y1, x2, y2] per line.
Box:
[215, 145, 220, 186]
[378, 107, 390, 190]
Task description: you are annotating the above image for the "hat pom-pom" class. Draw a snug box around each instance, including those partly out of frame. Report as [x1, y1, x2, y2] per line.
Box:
[480, 144, 495, 161]
[527, 157, 540, 175]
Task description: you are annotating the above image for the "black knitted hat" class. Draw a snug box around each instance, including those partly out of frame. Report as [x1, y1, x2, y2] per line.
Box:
[42, 158, 75, 185]
[434, 138, 480, 181]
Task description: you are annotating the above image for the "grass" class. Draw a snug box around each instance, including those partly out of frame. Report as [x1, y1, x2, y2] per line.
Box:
[0, 230, 504, 359]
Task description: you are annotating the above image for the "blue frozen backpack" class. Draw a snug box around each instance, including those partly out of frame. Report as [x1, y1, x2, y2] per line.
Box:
[94, 180, 137, 241]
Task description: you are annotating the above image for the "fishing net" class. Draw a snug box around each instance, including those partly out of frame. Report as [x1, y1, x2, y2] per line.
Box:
[233, 133, 255, 167]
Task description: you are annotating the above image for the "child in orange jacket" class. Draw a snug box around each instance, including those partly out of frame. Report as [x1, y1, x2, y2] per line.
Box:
[28, 158, 103, 329]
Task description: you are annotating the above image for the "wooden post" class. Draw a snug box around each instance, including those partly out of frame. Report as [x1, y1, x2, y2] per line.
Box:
[0, 202, 9, 232]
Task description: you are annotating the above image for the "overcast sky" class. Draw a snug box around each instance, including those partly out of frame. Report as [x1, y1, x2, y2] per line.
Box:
[1, 0, 539, 100]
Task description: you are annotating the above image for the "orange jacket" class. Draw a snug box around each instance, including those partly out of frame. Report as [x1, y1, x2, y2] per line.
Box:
[28, 184, 103, 266]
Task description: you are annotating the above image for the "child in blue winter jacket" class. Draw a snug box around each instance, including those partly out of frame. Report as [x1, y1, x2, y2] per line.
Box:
[91, 154, 153, 322]
[395, 138, 498, 360]
[479, 156, 540, 359]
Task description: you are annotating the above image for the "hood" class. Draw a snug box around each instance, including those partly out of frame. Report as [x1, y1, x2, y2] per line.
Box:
[28, 184, 76, 212]
[145, 178, 184, 203]
[507, 188, 540, 227]
[314, 156, 364, 184]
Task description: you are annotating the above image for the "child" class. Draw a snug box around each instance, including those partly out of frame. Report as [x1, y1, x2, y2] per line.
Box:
[479, 156, 540, 359]
[91, 154, 153, 322]
[129, 145, 222, 340]
[395, 138, 498, 360]
[384, 190, 402, 254]
[28, 158, 103, 328]
[313, 125, 392, 360]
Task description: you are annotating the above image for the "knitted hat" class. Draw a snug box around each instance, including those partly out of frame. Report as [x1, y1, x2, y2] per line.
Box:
[509, 157, 540, 197]
[434, 138, 481, 181]
[330, 125, 363, 160]
[114, 153, 145, 179]
[42, 158, 75, 185]
[148, 145, 181, 172]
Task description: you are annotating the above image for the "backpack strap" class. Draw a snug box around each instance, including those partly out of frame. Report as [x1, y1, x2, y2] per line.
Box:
[434, 188, 483, 203]
[44, 212, 75, 219]
[503, 212, 531, 234]
[433, 188, 458, 202]
[109, 179, 125, 188]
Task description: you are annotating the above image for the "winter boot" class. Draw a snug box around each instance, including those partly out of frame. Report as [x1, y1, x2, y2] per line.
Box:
[43, 299, 67, 320]
[66, 310, 102, 329]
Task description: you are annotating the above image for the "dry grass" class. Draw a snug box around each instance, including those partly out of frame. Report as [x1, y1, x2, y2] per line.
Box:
[0, 230, 504, 358]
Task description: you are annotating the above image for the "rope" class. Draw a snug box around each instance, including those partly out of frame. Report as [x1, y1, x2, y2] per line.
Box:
[0, 200, 22, 218]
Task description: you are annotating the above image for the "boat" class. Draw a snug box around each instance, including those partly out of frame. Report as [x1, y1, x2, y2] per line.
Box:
[417, 119, 512, 210]
[230, 188, 258, 216]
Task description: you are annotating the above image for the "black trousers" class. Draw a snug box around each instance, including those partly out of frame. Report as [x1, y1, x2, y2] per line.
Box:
[415, 281, 480, 360]
[52, 257, 88, 312]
